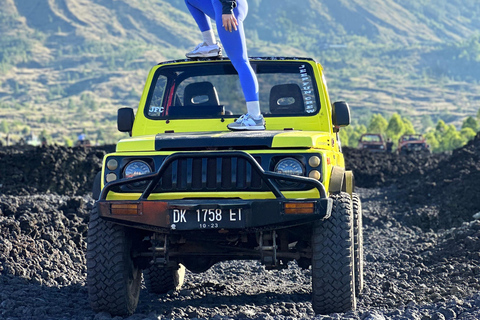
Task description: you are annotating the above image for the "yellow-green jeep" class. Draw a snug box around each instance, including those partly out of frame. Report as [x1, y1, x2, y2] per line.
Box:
[87, 57, 363, 316]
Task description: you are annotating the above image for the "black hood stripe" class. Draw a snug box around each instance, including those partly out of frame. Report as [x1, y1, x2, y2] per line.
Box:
[155, 131, 282, 150]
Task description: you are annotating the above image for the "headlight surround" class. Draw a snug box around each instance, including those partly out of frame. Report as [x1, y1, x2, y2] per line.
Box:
[274, 157, 305, 188]
[123, 160, 152, 187]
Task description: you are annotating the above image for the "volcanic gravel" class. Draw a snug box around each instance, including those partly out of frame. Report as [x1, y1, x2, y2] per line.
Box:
[1, 139, 480, 319]
[344, 133, 480, 230]
[0, 145, 114, 196]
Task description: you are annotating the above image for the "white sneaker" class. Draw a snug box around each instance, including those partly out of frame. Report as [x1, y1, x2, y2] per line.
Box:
[186, 42, 222, 58]
[227, 114, 266, 131]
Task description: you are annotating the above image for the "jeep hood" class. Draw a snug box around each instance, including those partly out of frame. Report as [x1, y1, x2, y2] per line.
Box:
[115, 131, 333, 152]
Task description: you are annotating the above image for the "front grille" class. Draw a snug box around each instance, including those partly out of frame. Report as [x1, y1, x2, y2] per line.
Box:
[111, 152, 318, 194]
[154, 155, 265, 192]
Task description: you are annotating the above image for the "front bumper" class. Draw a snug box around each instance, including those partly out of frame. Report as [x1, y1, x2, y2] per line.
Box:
[97, 151, 332, 232]
[97, 198, 332, 232]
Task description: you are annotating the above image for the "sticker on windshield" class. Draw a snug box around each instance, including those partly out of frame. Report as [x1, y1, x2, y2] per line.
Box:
[299, 65, 316, 113]
[149, 106, 164, 116]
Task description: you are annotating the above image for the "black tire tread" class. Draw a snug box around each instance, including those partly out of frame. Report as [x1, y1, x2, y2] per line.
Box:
[87, 205, 141, 316]
[311, 192, 356, 315]
[352, 193, 364, 295]
[144, 264, 185, 294]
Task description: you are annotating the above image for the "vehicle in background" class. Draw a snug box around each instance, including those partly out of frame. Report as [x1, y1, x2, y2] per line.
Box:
[357, 133, 386, 152]
[397, 134, 430, 154]
[16, 133, 40, 147]
[74, 139, 91, 147]
[74, 133, 91, 147]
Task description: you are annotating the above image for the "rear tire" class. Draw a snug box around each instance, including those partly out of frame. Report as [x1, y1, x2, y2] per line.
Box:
[311, 192, 356, 314]
[352, 193, 364, 295]
[87, 205, 141, 316]
[144, 264, 185, 294]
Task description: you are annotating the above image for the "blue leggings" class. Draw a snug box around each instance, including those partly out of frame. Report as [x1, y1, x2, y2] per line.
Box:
[185, 0, 259, 102]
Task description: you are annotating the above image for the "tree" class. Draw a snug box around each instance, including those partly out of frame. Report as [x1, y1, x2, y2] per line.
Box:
[444, 126, 465, 150]
[425, 131, 439, 151]
[461, 116, 478, 132]
[386, 113, 405, 140]
[436, 120, 448, 133]
[367, 114, 388, 134]
[460, 127, 476, 141]
[340, 124, 367, 148]
[402, 117, 416, 135]
[64, 137, 73, 147]
[432, 124, 467, 152]
[339, 127, 349, 147]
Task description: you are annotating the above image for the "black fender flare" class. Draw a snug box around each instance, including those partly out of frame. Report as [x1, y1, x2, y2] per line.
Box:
[342, 170, 355, 196]
[328, 166, 345, 194]
[329, 167, 355, 196]
[92, 171, 102, 200]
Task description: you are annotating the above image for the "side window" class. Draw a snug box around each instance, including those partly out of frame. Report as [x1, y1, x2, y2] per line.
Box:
[147, 75, 167, 117]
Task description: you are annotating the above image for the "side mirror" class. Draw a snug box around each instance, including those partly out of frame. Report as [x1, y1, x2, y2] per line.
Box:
[118, 107, 134, 135]
[332, 101, 350, 128]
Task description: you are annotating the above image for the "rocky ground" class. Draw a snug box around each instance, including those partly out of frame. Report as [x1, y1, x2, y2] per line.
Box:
[1, 138, 480, 319]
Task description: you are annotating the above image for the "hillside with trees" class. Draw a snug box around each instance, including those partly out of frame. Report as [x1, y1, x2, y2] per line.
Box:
[1, 0, 480, 147]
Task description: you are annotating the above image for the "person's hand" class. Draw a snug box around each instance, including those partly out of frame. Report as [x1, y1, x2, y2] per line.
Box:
[222, 14, 238, 32]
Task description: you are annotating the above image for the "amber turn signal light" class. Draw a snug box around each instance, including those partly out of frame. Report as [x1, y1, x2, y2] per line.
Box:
[111, 203, 140, 215]
[284, 202, 315, 214]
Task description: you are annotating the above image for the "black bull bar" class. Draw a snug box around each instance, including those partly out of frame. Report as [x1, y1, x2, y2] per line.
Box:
[98, 151, 332, 230]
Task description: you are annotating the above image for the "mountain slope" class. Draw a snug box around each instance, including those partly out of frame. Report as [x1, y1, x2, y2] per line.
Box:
[1, 0, 480, 144]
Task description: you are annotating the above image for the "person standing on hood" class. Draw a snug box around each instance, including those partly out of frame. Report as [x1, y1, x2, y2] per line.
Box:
[184, 0, 265, 131]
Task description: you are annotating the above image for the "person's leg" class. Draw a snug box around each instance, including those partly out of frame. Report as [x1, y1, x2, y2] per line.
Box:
[185, 0, 221, 57]
[212, 0, 261, 121]
[216, 1, 263, 130]
[185, 0, 214, 32]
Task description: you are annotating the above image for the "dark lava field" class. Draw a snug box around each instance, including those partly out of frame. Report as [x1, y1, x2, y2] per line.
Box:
[1, 137, 480, 319]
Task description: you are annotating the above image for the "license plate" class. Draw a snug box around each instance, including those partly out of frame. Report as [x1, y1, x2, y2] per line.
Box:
[170, 207, 245, 230]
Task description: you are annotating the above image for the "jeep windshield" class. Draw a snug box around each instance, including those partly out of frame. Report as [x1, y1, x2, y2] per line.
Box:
[361, 135, 382, 142]
[145, 60, 320, 119]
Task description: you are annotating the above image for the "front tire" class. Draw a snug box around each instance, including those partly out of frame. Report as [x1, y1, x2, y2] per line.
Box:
[144, 264, 185, 294]
[311, 192, 356, 314]
[87, 205, 142, 316]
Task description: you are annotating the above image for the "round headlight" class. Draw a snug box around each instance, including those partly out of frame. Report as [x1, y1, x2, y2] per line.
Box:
[274, 158, 304, 187]
[309, 170, 321, 180]
[275, 158, 304, 176]
[308, 156, 321, 168]
[107, 159, 118, 170]
[124, 160, 152, 187]
[106, 173, 117, 183]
